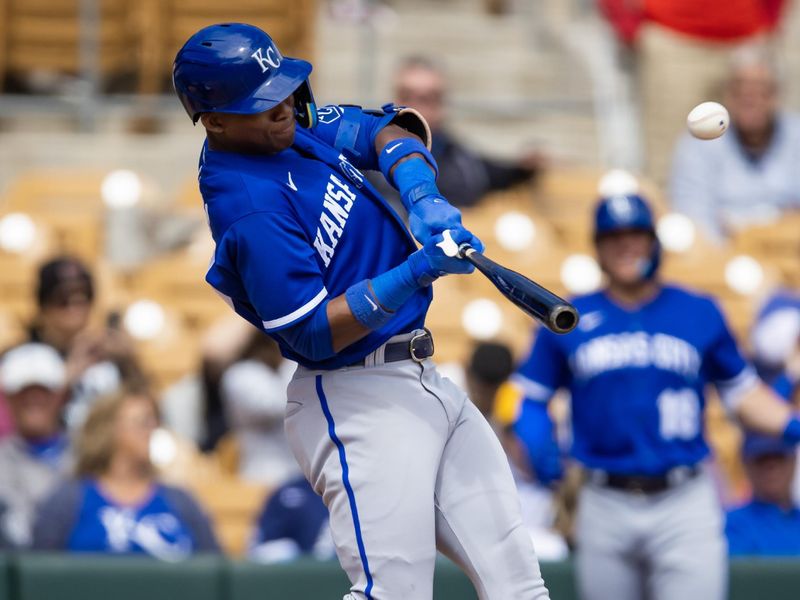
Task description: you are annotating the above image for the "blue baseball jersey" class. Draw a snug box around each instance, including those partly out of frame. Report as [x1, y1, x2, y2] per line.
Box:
[66, 481, 196, 560]
[200, 105, 431, 370]
[726, 501, 800, 556]
[514, 285, 754, 475]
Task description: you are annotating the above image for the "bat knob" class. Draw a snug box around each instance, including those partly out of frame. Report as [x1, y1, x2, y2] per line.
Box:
[436, 230, 461, 258]
[549, 304, 580, 334]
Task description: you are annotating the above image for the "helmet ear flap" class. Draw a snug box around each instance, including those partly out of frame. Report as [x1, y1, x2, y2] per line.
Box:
[293, 81, 317, 128]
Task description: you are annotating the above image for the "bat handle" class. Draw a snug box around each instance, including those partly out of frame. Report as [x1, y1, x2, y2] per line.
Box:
[457, 243, 476, 259]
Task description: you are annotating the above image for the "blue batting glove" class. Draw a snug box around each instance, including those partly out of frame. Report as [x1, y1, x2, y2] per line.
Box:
[407, 227, 484, 285]
[406, 192, 463, 246]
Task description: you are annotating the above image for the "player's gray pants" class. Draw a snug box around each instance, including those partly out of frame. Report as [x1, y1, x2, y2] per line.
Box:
[285, 332, 550, 600]
[575, 470, 727, 600]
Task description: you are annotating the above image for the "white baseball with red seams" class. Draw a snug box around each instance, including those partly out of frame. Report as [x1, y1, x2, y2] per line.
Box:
[687, 102, 729, 140]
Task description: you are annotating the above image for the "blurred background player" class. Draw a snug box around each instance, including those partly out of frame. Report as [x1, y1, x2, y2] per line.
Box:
[369, 56, 546, 209]
[726, 432, 800, 556]
[670, 47, 800, 243]
[512, 192, 800, 600]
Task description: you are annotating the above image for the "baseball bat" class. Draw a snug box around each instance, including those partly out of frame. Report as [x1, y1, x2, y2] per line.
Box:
[458, 244, 579, 334]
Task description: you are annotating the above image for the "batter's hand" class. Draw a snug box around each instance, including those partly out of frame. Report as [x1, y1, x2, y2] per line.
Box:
[407, 193, 463, 246]
[408, 227, 484, 284]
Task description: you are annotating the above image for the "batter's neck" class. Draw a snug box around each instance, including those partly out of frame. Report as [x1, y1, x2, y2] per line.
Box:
[605, 278, 661, 308]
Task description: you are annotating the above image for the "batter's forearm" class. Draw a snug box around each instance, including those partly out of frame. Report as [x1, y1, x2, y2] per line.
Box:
[735, 383, 793, 436]
[327, 294, 372, 353]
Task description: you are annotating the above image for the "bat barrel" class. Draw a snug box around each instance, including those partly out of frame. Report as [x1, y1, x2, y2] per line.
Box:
[549, 303, 579, 334]
[459, 243, 580, 334]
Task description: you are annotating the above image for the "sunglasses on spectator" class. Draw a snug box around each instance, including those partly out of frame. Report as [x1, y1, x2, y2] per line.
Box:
[47, 293, 92, 309]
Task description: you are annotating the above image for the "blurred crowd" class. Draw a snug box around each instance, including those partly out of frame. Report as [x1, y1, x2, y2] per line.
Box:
[0, 6, 799, 600]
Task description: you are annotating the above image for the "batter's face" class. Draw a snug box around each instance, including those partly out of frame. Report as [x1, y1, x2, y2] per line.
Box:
[201, 95, 296, 154]
[596, 229, 656, 286]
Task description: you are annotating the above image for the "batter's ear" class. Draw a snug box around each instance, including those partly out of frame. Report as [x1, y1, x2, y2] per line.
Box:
[391, 107, 432, 150]
[199, 113, 225, 134]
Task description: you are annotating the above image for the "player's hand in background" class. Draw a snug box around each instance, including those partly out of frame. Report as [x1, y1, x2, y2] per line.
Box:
[407, 193, 464, 246]
[408, 226, 483, 284]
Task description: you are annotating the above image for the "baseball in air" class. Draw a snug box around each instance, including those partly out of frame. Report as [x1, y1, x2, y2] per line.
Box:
[687, 102, 729, 140]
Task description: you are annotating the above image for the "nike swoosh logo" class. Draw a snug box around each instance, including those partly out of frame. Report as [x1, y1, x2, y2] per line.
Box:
[385, 142, 403, 154]
[287, 172, 298, 191]
[364, 295, 378, 312]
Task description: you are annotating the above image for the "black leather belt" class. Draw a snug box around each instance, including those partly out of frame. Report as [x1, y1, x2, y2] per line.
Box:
[590, 465, 701, 494]
[350, 330, 434, 367]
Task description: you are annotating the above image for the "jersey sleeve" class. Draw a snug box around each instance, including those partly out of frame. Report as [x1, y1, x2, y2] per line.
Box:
[513, 327, 570, 403]
[311, 104, 396, 171]
[211, 211, 327, 332]
[703, 300, 759, 411]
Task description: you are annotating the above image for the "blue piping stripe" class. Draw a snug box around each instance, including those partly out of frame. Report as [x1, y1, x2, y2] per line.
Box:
[316, 375, 374, 600]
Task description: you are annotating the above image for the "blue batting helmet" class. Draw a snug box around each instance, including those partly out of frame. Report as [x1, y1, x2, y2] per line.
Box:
[594, 194, 661, 278]
[173, 23, 317, 128]
[594, 194, 655, 237]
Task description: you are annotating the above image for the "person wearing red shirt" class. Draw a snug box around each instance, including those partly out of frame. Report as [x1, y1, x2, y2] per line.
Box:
[598, 0, 787, 183]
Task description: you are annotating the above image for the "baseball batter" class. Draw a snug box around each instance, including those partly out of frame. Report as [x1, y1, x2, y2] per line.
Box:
[512, 193, 800, 600]
[173, 23, 549, 600]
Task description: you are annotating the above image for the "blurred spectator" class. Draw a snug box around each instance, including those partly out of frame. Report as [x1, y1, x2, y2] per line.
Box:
[220, 333, 298, 486]
[751, 291, 800, 400]
[726, 433, 800, 556]
[32, 387, 219, 559]
[600, 0, 788, 182]
[670, 48, 800, 243]
[27, 257, 143, 429]
[0, 344, 70, 548]
[160, 316, 259, 451]
[368, 56, 545, 209]
[248, 476, 334, 563]
[465, 341, 514, 422]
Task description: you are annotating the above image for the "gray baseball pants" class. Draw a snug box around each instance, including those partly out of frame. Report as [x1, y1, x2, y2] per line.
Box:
[575, 471, 727, 600]
[284, 331, 550, 600]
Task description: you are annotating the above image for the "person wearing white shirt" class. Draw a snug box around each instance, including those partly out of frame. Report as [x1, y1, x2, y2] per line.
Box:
[220, 334, 298, 486]
[669, 48, 800, 243]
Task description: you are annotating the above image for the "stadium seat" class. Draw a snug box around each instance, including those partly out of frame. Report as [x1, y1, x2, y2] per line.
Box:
[188, 471, 268, 557]
[136, 0, 316, 94]
[0, 0, 135, 91]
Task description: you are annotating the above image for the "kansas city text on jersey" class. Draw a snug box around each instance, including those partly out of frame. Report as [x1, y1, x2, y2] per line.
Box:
[571, 331, 701, 379]
[313, 173, 357, 267]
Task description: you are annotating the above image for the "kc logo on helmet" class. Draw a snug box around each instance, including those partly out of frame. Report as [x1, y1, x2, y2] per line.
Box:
[251, 46, 281, 73]
[608, 195, 636, 223]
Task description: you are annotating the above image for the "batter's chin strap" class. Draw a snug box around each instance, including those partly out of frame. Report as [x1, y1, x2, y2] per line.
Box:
[382, 103, 432, 150]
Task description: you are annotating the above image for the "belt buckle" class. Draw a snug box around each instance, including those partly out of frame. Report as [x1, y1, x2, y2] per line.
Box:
[409, 330, 432, 363]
